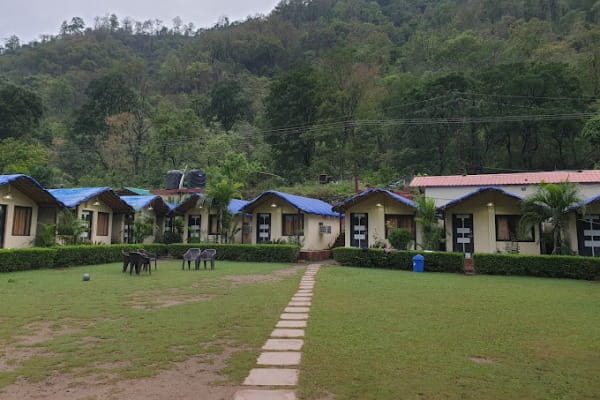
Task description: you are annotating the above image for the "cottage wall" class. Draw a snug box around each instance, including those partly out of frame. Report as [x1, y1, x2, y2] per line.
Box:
[182, 204, 245, 244]
[0, 185, 39, 248]
[75, 197, 113, 245]
[443, 191, 540, 255]
[343, 192, 421, 249]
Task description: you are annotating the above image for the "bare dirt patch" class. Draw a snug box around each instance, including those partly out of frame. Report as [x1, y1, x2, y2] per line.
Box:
[0, 343, 248, 400]
[16, 321, 84, 346]
[224, 264, 304, 287]
[129, 294, 218, 310]
[469, 356, 497, 364]
[0, 347, 54, 373]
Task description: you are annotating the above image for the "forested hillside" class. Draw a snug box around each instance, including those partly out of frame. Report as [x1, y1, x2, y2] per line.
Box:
[1, 0, 599, 196]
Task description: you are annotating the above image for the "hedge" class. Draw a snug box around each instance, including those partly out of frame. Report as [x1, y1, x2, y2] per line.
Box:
[166, 244, 299, 263]
[0, 243, 299, 273]
[473, 253, 600, 280]
[0, 248, 58, 272]
[332, 247, 464, 273]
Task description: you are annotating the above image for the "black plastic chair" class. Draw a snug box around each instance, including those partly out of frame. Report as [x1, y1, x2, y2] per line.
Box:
[121, 251, 131, 273]
[182, 248, 202, 270]
[198, 249, 217, 270]
[138, 249, 158, 270]
[129, 252, 151, 275]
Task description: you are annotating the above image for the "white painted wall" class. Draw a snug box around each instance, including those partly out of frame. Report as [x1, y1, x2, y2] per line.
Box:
[0, 185, 38, 248]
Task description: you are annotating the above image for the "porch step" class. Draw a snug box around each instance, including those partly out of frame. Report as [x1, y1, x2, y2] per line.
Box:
[463, 258, 475, 275]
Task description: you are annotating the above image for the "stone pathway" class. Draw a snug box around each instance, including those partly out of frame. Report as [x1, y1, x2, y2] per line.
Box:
[233, 264, 321, 400]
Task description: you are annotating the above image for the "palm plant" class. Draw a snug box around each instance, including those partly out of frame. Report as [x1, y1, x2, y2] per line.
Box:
[56, 210, 88, 245]
[414, 195, 442, 250]
[520, 182, 582, 255]
[206, 179, 242, 243]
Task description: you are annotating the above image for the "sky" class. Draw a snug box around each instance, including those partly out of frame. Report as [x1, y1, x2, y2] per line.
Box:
[0, 0, 282, 43]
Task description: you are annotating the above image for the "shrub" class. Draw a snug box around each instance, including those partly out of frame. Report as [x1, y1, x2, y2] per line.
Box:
[0, 248, 57, 272]
[332, 247, 463, 273]
[387, 229, 413, 250]
[166, 244, 299, 263]
[52, 244, 168, 267]
[473, 253, 600, 280]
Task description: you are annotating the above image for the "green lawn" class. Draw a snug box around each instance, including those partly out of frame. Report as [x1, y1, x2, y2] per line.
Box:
[300, 267, 600, 400]
[0, 260, 301, 390]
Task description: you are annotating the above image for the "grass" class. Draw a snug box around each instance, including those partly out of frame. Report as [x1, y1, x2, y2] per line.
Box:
[0, 260, 300, 390]
[300, 267, 600, 400]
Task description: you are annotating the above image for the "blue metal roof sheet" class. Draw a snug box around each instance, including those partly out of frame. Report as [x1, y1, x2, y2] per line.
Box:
[123, 187, 152, 196]
[120, 195, 161, 211]
[242, 191, 339, 217]
[0, 174, 65, 206]
[229, 198, 249, 214]
[333, 188, 415, 212]
[569, 194, 600, 210]
[439, 186, 523, 210]
[48, 187, 114, 208]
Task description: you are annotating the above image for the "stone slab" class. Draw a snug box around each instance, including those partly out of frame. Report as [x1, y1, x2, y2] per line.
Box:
[257, 351, 302, 366]
[234, 389, 296, 400]
[284, 306, 310, 313]
[289, 301, 311, 306]
[262, 338, 304, 351]
[276, 320, 307, 328]
[271, 328, 305, 338]
[280, 313, 309, 320]
[243, 368, 298, 386]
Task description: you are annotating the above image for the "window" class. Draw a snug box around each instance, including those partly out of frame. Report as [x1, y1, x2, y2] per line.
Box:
[384, 214, 415, 238]
[12, 206, 32, 236]
[97, 212, 109, 236]
[282, 214, 304, 236]
[209, 214, 220, 235]
[81, 210, 93, 240]
[496, 215, 534, 242]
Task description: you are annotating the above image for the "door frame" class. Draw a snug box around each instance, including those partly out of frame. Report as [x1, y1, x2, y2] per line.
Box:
[350, 213, 369, 248]
[0, 204, 6, 249]
[257, 213, 271, 243]
[577, 213, 600, 257]
[452, 213, 474, 258]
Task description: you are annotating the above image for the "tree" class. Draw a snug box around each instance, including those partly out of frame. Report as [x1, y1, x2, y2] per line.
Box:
[0, 83, 44, 139]
[520, 182, 582, 255]
[264, 65, 323, 181]
[206, 179, 242, 243]
[203, 80, 251, 130]
[0, 138, 49, 176]
[414, 196, 443, 250]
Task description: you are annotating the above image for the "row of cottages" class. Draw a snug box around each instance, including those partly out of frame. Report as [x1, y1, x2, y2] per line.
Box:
[408, 170, 600, 257]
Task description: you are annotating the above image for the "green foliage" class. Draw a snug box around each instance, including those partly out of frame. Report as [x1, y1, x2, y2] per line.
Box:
[0, 248, 57, 272]
[34, 224, 57, 247]
[206, 179, 242, 243]
[332, 247, 464, 273]
[0, 138, 49, 176]
[132, 215, 156, 244]
[520, 182, 582, 255]
[203, 80, 251, 131]
[0, 82, 43, 139]
[414, 196, 443, 251]
[387, 229, 413, 250]
[56, 210, 88, 245]
[473, 253, 600, 280]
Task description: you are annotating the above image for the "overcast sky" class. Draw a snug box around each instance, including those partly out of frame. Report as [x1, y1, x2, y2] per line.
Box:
[1, 0, 282, 43]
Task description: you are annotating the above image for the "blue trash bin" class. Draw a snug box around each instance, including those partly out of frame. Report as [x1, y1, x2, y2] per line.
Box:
[412, 254, 424, 273]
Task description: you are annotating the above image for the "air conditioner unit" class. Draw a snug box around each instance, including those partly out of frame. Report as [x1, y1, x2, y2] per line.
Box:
[319, 225, 332, 234]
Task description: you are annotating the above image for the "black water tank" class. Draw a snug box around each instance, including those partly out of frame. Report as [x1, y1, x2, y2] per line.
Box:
[188, 169, 206, 188]
[166, 170, 184, 190]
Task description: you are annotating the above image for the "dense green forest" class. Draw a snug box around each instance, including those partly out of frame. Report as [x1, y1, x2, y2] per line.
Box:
[1, 0, 599, 198]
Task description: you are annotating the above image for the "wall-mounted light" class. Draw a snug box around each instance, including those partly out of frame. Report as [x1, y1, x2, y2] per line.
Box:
[92, 200, 100, 206]
[270, 203, 277, 208]
[148, 206, 153, 211]
[2, 185, 12, 200]
[376, 203, 382, 207]
[487, 202, 494, 207]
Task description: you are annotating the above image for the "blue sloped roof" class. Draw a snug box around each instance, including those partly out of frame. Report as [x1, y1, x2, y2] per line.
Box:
[48, 187, 113, 208]
[242, 190, 339, 217]
[120, 195, 160, 211]
[569, 194, 600, 210]
[0, 174, 65, 206]
[333, 188, 415, 212]
[439, 186, 523, 210]
[229, 199, 249, 214]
